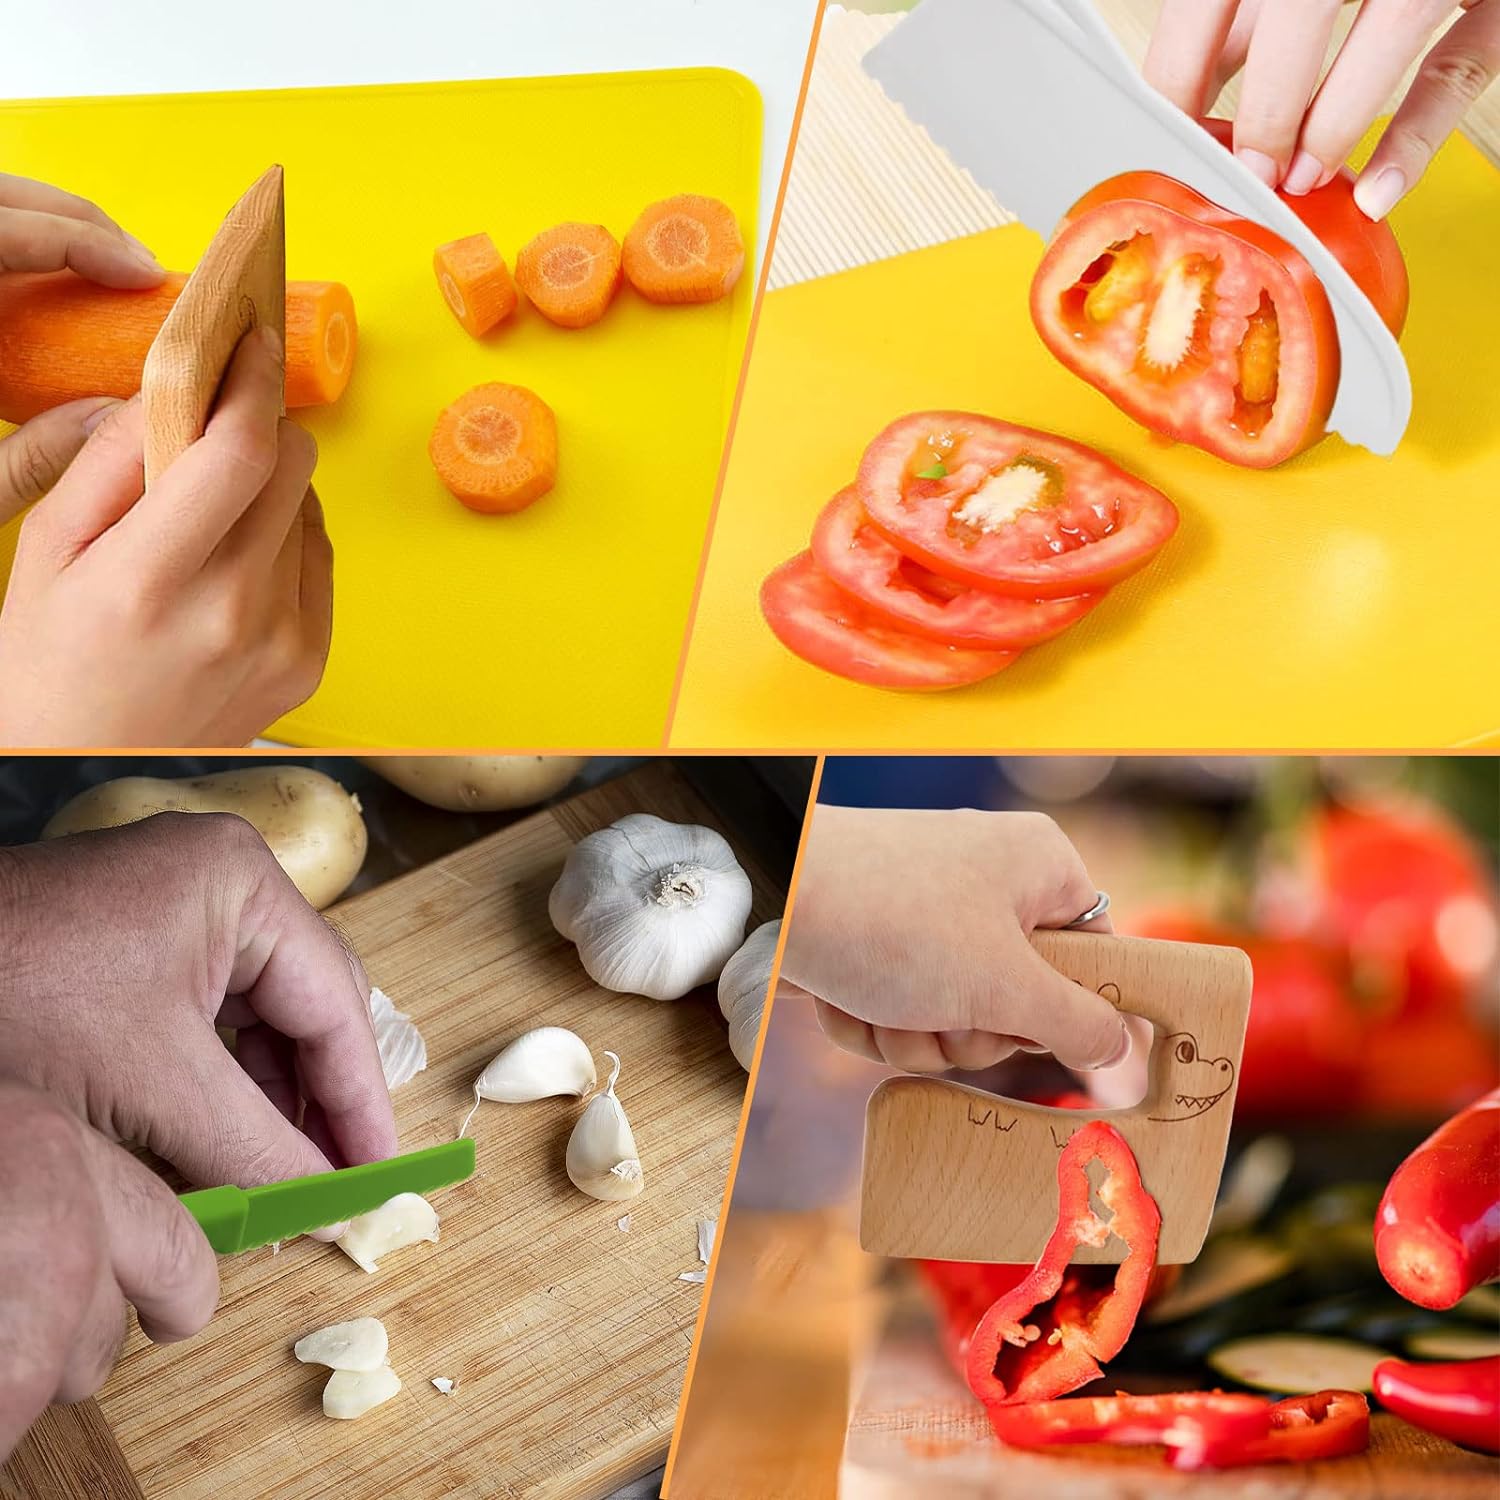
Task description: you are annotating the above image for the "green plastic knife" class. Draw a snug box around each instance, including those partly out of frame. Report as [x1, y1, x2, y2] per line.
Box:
[179, 1139, 475, 1254]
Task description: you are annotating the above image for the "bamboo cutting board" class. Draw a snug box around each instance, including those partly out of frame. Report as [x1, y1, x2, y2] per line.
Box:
[1, 762, 783, 1500]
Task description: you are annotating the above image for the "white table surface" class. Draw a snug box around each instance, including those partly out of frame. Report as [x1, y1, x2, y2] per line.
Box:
[0, 0, 821, 267]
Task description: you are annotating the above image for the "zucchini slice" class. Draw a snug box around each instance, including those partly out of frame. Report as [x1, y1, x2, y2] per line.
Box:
[1147, 1235, 1295, 1325]
[1405, 1327, 1500, 1361]
[1207, 1333, 1390, 1394]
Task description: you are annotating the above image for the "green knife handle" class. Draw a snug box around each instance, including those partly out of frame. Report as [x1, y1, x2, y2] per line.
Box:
[180, 1184, 249, 1254]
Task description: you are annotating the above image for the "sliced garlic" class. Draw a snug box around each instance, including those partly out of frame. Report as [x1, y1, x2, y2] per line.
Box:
[369, 987, 427, 1091]
[336, 1193, 439, 1274]
[294, 1317, 389, 1372]
[323, 1364, 401, 1419]
[566, 1052, 645, 1201]
[458, 1026, 596, 1137]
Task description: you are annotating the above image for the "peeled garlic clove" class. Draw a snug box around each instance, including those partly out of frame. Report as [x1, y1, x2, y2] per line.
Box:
[294, 1317, 389, 1371]
[717, 920, 780, 1071]
[336, 1193, 439, 1274]
[458, 1026, 597, 1138]
[549, 813, 753, 1001]
[566, 1052, 645, 1201]
[323, 1364, 401, 1419]
[369, 987, 427, 1091]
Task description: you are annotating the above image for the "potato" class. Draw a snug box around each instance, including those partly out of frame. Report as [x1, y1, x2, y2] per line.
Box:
[359, 756, 587, 813]
[43, 766, 367, 910]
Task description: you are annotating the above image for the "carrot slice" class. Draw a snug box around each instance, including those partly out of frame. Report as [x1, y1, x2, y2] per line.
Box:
[514, 222, 622, 329]
[433, 233, 517, 337]
[623, 194, 744, 304]
[0, 271, 356, 421]
[429, 382, 557, 514]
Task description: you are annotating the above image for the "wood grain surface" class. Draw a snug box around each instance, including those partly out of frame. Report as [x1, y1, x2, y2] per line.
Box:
[861, 932, 1253, 1265]
[3, 762, 782, 1500]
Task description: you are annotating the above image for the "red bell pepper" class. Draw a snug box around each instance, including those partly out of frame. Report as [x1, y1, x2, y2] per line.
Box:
[1375, 1089, 1500, 1309]
[1373, 1356, 1500, 1455]
[1188, 1389, 1371, 1469]
[938, 1121, 1162, 1408]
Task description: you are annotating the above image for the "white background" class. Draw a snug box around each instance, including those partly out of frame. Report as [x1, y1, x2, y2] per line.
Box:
[0, 0, 821, 265]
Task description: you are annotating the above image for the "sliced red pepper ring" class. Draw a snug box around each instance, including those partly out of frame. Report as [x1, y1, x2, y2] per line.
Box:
[856, 412, 1178, 599]
[810, 487, 1102, 649]
[963, 1120, 1162, 1406]
[1184, 1389, 1371, 1469]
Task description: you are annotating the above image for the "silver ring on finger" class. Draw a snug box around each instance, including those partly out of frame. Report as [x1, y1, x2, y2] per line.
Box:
[1066, 890, 1110, 928]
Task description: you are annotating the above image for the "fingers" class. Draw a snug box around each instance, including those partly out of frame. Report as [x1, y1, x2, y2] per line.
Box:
[1353, 1, 1500, 220]
[1233, 0, 1346, 185]
[75, 1124, 219, 1345]
[1143, 0, 1241, 117]
[0, 204, 164, 288]
[0, 397, 121, 527]
[1013, 813, 1107, 932]
[1013, 943, 1130, 1072]
[116, 327, 286, 576]
[813, 997, 883, 1063]
[1290, 0, 1457, 193]
[214, 419, 317, 577]
[296, 485, 335, 673]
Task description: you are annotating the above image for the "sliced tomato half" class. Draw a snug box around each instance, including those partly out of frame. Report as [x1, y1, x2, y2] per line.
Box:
[855, 412, 1178, 598]
[810, 487, 1101, 649]
[759, 551, 1016, 690]
[1030, 119, 1408, 468]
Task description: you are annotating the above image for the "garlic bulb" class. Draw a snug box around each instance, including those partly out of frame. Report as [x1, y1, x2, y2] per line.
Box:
[565, 1052, 645, 1201]
[458, 1026, 596, 1137]
[336, 1193, 439, 1274]
[717, 920, 780, 1071]
[549, 813, 753, 1000]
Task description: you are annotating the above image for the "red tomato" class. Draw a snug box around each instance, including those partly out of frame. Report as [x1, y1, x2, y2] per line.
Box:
[855, 412, 1178, 598]
[1029, 119, 1408, 468]
[759, 551, 1017, 690]
[809, 487, 1101, 649]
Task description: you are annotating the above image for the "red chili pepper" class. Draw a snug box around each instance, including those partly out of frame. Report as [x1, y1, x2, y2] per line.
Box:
[1373, 1357, 1500, 1455]
[1375, 1089, 1500, 1309]
[1185, 1389, 1371, 1469]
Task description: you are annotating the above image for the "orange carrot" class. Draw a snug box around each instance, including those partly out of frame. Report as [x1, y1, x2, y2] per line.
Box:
[514, 222, 621, 329]
[433, 233, 517, 337]
[623, 194, 744, 304]
[429, 382, 557, 514]
[0, 270, 356, 422]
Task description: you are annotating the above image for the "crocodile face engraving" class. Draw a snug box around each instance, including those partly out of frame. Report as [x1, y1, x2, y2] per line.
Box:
[1148, 1032, 1235, 1122]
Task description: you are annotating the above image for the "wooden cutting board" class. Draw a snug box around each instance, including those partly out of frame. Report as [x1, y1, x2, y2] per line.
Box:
[841, 1302, 1500, 1498]
[1, 762, 783, 1500]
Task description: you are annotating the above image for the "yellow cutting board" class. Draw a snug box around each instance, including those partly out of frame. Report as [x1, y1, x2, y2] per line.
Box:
[669, 131, 1500, 751]
[0, 71, 758, 748]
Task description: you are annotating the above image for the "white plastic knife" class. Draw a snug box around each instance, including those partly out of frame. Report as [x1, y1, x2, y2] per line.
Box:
[865, 0, 1410, 456]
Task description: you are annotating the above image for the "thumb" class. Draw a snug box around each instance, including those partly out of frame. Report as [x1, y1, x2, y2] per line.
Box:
[1013, 942, 1131, 1072]
[0, 398, 122, 526]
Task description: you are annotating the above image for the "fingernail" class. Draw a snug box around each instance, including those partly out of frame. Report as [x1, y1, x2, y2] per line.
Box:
[1236, 148, 1279, 189]
[1095, 1025, 1132, 1071]
[1354, 165, 1405, 222]
[309, 1220, 348, 1243]
[260, 325, 284, 362]
[82, 397, 123, 433]
[123, 233, 162, 268]
[1282, 150, 1324, 196]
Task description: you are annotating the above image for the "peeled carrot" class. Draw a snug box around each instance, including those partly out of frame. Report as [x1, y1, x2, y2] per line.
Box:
[429, 381, 557, 514]
[623, 194, 744, 305]
[0, 270, 356, 423]
[433, 233, 517, 337]
[514, 222, 621, 329]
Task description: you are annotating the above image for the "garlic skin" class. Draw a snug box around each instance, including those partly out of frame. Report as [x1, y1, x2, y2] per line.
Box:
[566, 1052, 645, 1201]
[717, 920, 781, 1071]
[294, 1317, 389, 1372]
[323, 1365, 401, 1419]
[549, 813, 753, 1000]
[336, 1193, 440, 1274]
[459, 1026, 597, 1137]
[369, 987, 427, 1091]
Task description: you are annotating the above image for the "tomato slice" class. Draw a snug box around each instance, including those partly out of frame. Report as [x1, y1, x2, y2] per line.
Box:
[1030, 120, 1408, 468]
[759, 551, 1016, 690]
[855, 412, 1178, 598]
[809, 487, 1101, 649]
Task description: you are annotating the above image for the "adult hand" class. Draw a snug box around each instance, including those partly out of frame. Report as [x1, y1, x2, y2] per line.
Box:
[780, 805, 1133, 1076]
[0, 813, 397, 1215]
[1144, 0, 1499, 219]
[0, 1079, 219, 1463]
[0, 328, 332, 746]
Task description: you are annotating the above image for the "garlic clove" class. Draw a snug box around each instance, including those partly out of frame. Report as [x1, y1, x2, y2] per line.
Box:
[323, 1364, 402, 1419]
[336, 1193, 440, 1274]
[294, 1317, 389, 1371]
[549, 813, 753, 1001]
[566, 1051, 645, 1201]
[369, 987, 427, 1091]
[458, 1026, 597, 1138]
[717, 920, 780, 1072]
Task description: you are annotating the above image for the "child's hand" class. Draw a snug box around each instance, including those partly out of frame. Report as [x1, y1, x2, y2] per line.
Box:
[1144, 0, 1499, 219]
